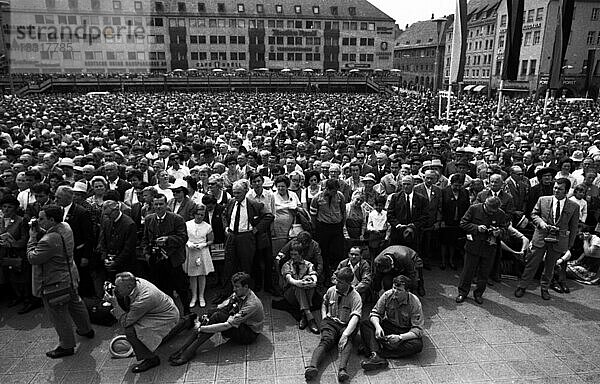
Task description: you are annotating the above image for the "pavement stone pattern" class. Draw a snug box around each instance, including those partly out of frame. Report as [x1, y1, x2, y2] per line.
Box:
[1, 269, 600, 383]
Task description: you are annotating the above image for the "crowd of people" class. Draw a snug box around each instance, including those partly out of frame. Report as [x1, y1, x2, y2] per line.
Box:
[2, 89, 600, 380]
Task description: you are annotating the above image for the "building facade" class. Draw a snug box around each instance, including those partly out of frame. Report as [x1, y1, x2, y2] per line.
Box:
[393, 17, 449, 91]
[2, 0, 395, 74]
[443, 0, 500, 95]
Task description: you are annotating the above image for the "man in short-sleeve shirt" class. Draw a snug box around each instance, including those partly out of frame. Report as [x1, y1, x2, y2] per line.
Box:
[305, 267, 362, 382]
[169, 272, 264, 366]
[360, 275, 424, 371]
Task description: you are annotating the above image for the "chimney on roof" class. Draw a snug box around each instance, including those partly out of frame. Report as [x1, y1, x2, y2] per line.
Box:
[406, 24, 409, 29]
[431, 13, 434, 19]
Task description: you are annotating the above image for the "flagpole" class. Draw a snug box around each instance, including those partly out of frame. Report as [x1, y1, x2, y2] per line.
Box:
[496, 79, 504, 117]
[438, 90, 442, 119]
[543, 88, 550, 114]
[446, 83, 452, 120]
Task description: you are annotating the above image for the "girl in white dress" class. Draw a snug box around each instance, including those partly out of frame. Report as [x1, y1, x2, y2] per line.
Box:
[184, 203, 214, 308]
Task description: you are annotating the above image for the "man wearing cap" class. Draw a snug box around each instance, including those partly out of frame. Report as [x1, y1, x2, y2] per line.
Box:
[304, 267, 362, 382]
[515, 178, 580, 300]
[360, 275, 424, 371]
[167, 180, 197, 222]
[387, 176, 428, 252]
[456, 196, 508, 305]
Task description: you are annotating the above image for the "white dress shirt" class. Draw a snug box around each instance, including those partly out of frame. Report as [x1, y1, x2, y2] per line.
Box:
[229, 199, 250, 233]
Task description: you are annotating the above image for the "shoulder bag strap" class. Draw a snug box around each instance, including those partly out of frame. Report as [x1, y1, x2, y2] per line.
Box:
[59, 234, 75, 289]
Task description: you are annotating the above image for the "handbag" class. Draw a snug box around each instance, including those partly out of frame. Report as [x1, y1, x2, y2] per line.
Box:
[41, 234, 75, 306]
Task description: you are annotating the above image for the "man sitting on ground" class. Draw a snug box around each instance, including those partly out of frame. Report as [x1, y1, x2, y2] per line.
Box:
[169, 272, 264, 366]
[360, 275, 424, 371]
[304, 267, 362, 382]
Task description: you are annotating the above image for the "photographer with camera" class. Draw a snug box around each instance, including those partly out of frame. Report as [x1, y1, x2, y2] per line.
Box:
[456, 196, 508, 305]
[104, 272, 180, 373]
[27, 204, 94, 359]
[168, 272, 264, 366]
[515, 178, 580, 300]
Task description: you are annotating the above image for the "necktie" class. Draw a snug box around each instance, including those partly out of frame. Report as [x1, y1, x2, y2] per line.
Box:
[233, 202, 241, 233]
[406, 194, 412, 222]
[555, 200, 560, 224]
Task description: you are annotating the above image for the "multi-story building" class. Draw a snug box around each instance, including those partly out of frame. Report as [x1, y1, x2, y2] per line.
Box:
[538, 0, 600, 98]
[2, 0, 395, 74]
[443, 0, 500, 94]
[393, 17, 449, 91]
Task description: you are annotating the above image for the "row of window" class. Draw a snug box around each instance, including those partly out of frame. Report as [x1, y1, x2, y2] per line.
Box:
[45, 0, 361, 18]
[341, 38, 375, 47]
[468, 39, 494, 51]
[267, 36, 321, 45]
[267, 52, 321, 61]
[469, 24, 496, 38]
[341, 53, 374, 62]
[397, 64, 433, 72]
[466, 54, 493, 66]
[190, 52, 247, 61]
[39, 50, 156, 61]
[499, 8, 545, 27]
[188, 35, 246, 44]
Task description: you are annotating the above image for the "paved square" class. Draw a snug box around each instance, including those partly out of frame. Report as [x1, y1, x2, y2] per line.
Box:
[1, 269, 600, 383]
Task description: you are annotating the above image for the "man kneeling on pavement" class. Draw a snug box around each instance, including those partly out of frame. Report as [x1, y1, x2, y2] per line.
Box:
[169, 272, 264, 366]
[360, 275, 424, 371]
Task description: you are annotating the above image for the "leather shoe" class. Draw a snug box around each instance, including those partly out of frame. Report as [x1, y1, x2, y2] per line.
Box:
[299, 316, 308, 330]
[455, 294, 466, 303]
[561, 283, 570, 293]
[18, 301, 42, 315]
[46, 346, 74, 359]
[308, 319, 319, 334]
[338, 368, 350, 382]
[76, 329, 95, 339]
[473, 295, 483, 305]
[304, 366, 318, 381]
[541, 289, 551, 300]
[550, 283, 563, 294]
[514, 287, 526, 298]
[132, 356, 160, 373]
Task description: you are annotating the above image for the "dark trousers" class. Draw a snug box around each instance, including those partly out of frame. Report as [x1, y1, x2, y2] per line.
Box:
[43, 291, 93, 349]
[518, 246, 562, 290]
[178, 308, 259, 356]
[224, 232, 256, 287]
[283, 285, 314, 311]
[458, 251, 494, 297]
[360, 318, 423, 358]
[315, 222, 344, 279]
[125, 326, 155, 361]
[149, 259, 191, 315]
[309, 317, 354, 370]
[252, 242, 273, 291]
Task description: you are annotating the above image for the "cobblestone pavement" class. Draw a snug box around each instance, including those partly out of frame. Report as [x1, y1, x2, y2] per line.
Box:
[1, 269, 600, 384]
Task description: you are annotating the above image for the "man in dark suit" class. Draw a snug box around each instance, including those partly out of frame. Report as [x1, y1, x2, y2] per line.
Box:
[476, 173, 515, 281]
[387, 176, 428, 252]
[141, 194, 191, 314]
[371, 153, 390, 183]
[104, 161, 132, 201]
[137, 157, 157, 185]
[515, 178, 580, 300]
[504, 166, 530, 225]
[456, 196, 508, 305]
[97, 200, 137, 281]
[55, 185, 98, 297]
[203, 194, 225, 245]
[222, 180, 274, 291]
[414, 170, 442, 269]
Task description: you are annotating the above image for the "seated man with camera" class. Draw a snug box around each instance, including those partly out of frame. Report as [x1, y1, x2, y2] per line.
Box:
[169, 272, 264, 366]
[515, 178, 580, 300]
[104, 272, 180, 373]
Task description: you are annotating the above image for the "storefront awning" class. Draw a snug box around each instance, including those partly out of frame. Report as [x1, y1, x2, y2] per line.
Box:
[473, 85, 487, 92]
[463, 85, 475, 91]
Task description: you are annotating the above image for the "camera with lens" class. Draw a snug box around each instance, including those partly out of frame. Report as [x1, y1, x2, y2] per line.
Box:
[104, 281, 116, 296]
[485, 226, 499, 246]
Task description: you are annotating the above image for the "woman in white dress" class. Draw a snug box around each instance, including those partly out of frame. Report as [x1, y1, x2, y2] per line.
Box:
[184, 203, 214, 308]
